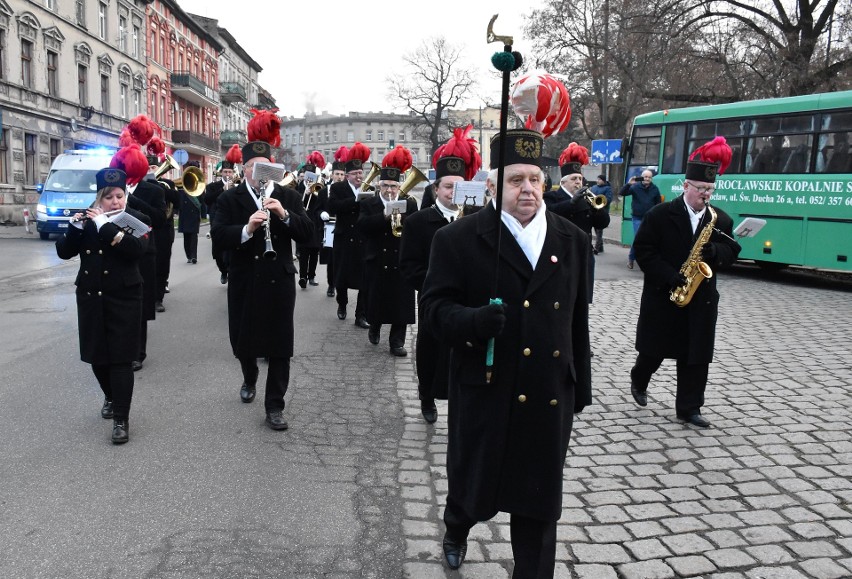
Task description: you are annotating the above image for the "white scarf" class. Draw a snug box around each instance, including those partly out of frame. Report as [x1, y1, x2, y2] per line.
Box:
[500, 202, 548, 269]
[435, 201, 458, 223]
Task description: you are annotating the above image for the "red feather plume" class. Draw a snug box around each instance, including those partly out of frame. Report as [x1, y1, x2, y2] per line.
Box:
[147, 137, 165, 157]
[382, 145, 413, 172]
[558, 142, 590, 167]
[225, 144, 242, 165]
[110, 146, 149, 186]
[118, 129, 135, 148]
[689, 136, 732, 175]
[432, 124, 482, 181]
[127, 115, 156, 147]
[307, 151, 326, 168]
[334, 146, 349, 162]
[348, 142, 371, 164]
[246, 108, 281, 148]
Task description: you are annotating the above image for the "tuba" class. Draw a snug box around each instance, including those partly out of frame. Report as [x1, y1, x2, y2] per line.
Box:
[399, 166, 428, 198]
[360, 162, 381, 192]
[175, 166, 206, 197]
[154, 154, 180, 181]
[670, 203, 717, 307]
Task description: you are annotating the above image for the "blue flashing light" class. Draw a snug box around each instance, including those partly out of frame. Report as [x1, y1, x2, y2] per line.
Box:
[36, 183, 44, 193]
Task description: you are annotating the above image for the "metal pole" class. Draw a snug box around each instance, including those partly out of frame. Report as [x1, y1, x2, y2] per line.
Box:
[602, 0, 610, 183]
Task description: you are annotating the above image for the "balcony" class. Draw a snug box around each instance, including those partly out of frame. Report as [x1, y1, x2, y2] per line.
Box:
[171, 130, 219, 155]
[220, 81, 247, 105]
[221, 130, 247, 146]
[254, 88, 276, 110]
[170, 71, 219, 108]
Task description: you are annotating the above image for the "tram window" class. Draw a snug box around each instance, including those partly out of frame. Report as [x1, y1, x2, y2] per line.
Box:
[751, 117, 780, 134]
[780, 134, 813, 173]
[746, 136, 785, 173]
[780, 115, 814, 133]
[689, 122, 716, 139]
[821, 112, 852, 131]
[717, 119, 750, 136]
[817, 132, 851, 173]
[662, 125, 686, 174]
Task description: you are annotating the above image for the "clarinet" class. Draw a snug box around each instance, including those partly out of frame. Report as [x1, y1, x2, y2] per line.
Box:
[258, 178, 277, 260]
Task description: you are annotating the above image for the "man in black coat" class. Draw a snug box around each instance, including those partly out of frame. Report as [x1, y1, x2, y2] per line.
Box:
[145, 155, 178, 312]
[328, 155, 370, 328]
[295, 161, 325, 289]
[357, 162, 418, 357]
[421, 129, 592, 576]
[319, 160, 346, 297]
[630, 137, 741, 428]
[210, 140, 314, 431]
[204, 161, 239, 285]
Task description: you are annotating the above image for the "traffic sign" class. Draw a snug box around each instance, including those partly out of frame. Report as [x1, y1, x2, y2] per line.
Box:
[591, 139, 623, 164]
[173, 149, 189, 165]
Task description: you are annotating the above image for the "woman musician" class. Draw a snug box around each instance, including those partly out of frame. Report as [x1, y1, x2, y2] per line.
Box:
[55, 168, 151, 445]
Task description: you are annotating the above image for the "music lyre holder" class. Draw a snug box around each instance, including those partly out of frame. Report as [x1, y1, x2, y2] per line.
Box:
[252, 162, 287, 185]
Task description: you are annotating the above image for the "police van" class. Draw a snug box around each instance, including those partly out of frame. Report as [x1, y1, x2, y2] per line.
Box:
[36, 149, 116, 239]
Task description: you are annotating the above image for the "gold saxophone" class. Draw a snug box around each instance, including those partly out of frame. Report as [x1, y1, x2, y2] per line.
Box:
[669, 203, 717, 307]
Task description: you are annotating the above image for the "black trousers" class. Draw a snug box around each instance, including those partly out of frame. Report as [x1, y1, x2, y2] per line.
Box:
[336, 288, 366, 318]
[215, 249, 231, 275]
[444, 498, 557, 579]
[298, 248, 319, 280]
[156, 226, 174, 301]
[238, 356, 291, 413]
[93, 363, 134, 419]
[326, 255, 334, 286]
[370, 323, 406, 348]
[183, 232, 198, 260]
[631, 353, 709, 416]
[138, 319, 148, 362]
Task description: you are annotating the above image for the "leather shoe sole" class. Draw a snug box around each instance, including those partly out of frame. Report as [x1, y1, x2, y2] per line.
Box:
[265, 412, 289, 430]
[390, 346, 408, 357]
[631, 382, 648, 407]
[337, 306, 347, 320]
[131, 361, 143, 372]
[240, 384, 256, 403]
[308, 279, 319, 286]
[442, 535, 467, 570]
[679, 413, 711, 428]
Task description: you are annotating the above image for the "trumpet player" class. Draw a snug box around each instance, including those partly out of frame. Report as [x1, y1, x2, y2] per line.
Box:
[543, 143, 610, 303]
[357, 146, 418, 356]
[296, 151, 327, 289]
[210, 113, 314, 432]
[629, 137, 740, 428]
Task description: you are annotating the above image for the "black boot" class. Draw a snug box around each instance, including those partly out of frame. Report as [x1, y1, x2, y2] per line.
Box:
[112, 419, 129, 444]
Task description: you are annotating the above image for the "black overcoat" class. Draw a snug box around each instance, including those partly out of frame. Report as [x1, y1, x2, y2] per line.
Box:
[296, 184, 327, 250]
[327, 180, 365, 289]
[420, 205, 592, 522]
[204, 180, 226, 260]
[399, 204, 452, 400]
[128, 180, 166, 321]
[177, 190, 204, 234]
[634, 195, 741, 364]
[210, 182, 313, 358]
[55, 209, 150, 364]
[357, 195, 417, 325]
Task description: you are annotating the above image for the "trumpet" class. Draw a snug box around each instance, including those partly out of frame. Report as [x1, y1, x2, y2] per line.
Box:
[302, 177, 324, 211]
[576, 186, 608, 210]
[391, 206, 403, 237]
[69, 208, 124, 223]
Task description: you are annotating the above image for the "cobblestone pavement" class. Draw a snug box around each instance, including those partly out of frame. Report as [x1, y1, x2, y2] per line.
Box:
[394, 267, 852, 578]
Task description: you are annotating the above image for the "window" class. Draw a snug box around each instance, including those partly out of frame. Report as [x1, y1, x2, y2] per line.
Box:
[132, 26, 139, 58]
[398, 131, 405, 142]
[21, 40, 33, 88]
[119, 16, 127, 51]
[76, 0, 86, 26]
[324, 131, 329, 143]
[78, 64, 88, 106]
[98, 2, 107, 40]
[309, 134, 314, 145]
[387, 130, 394, 143]
[159, 37, 164, 65]
[50, 138, 61, 165]
[150, 93, 156, 122]
[333, 130, 337, 141]
[299, 134, 303, 144]
[47, 51, 58, 96]
[120, 83, 127, 117]
[346, 130, 354, 141]
[150, 30, 157, 62]
[46, 0, 57, 10]
[0, 129, 8, 183]
[100, 74, 109, 113]
[378, 130, 384, 141]
[133, 89, 140, 116]
[160, 95, 165, 125]
[0, 30, 5, 80]
[24, 133, 37, 186]
[366, 130, 372, 141]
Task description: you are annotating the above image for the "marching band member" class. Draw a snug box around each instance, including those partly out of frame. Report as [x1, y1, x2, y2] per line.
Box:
[205, 144, 243, 284]
[210, 110, 313, 431]
[177, 160, 205, 265]
[357, 146, 418, 356]
[145, 137, 177, 313]
[296, 151, 327, 289]
[328, 142, 371, 328]
[56, 168, 151, 444]
[544, 143, 610, 302]
[320, 147, 347, 298]
[400, 125, 481, 423]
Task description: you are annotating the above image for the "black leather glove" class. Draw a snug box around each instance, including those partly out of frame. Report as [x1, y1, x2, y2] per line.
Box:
[473, 302, 506, 340]
[668, 272, 688, 290]
[702, 242, 717, 263]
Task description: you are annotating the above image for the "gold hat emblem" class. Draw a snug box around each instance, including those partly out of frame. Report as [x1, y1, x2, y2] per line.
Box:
[447, 158, 463, 173]
[252, 142, 266, 153]
[104, 170, 120, 183]
[515, 138, 541, 159]
[704, 166, 717, 181]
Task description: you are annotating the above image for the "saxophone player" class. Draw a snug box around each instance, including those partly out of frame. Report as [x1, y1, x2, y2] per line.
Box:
[629, 137, 741, 428]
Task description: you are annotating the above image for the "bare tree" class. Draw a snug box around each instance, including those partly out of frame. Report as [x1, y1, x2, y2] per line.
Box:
[387, 37, 478, 155]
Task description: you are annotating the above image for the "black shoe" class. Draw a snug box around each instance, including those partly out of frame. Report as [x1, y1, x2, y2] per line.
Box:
[265, 411, 289, 430]
[101, 399, 114, 419]
[442, 534, 467, 570]
[187, 259, 192, 263]
[191, 258, 197, 264]
[679, 413, 711, 428]
[132, 360, 143, 372]
[220, 272, 228, 285]
[593, 248, 599, 255]
[165, 284, 170, 293]
[354, 316, 370, 329]
[299, 278, 307, 289]
[630, 382, 647, 407]
[367, 329, 380, 345]
[327, 286, 335, 297]
[240, 383, 256, 403]
[112, 419, 129, 444]
[308, 278, 319, 286]
[155, 301, 165, 313]
[390, 346, 408, 357]
[596, 246, 604, 254]
[421, 401, 438, 424]
[337, 305, 347, 320]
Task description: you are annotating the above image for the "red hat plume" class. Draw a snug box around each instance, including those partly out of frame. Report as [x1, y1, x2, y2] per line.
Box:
[307, 151, 326, 168]
[348, 142, 371, 164]
[334, 146, 349, 162]
[689, 136, 732, 175]
[127, 115, 156, 147]
[110, 145, 149, 186]
[147, 137, 165, 157]
[558, 142, 590, 167]
[247, 108, 281, 148]
[433, 124, 482, 181]
[225, 144, 242, 165]
[382, 145, 413, 172]
[118, 129, 135, 148]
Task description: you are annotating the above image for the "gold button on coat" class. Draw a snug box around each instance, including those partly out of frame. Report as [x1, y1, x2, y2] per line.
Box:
[465, 341, 473, 348]
[523, 348, 531, 356]
[518, 395, 527, 403]
[550, 399, 558, 406]
[523, 300, 530, 308]
[553, 350, 560, 357]
[85, 250, 91, 254]
[553, 302, 560, 309]
[103, 270, 109, 275]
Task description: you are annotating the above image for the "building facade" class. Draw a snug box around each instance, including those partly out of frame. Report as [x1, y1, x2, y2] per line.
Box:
[0, 0, 148, 221]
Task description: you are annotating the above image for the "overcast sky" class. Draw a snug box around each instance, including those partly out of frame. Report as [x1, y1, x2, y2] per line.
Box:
[177, 0, 535, 118]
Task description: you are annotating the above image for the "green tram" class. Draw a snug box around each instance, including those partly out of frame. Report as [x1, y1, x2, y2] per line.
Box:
[621, 90, 852, 271]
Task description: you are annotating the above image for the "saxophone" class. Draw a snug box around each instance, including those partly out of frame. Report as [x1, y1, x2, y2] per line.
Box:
[669, 203, 717, 307]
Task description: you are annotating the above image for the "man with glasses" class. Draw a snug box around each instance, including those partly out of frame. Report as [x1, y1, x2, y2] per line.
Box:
[629, 137, 740, 428]
[357, 148, 418, 356]
[622, 169, 662, 269]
